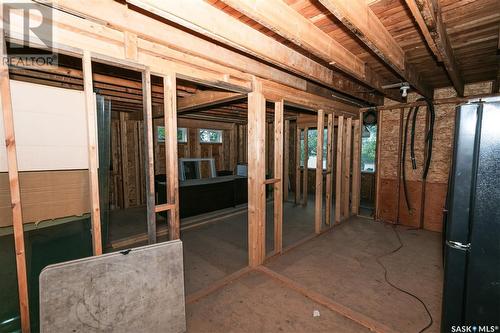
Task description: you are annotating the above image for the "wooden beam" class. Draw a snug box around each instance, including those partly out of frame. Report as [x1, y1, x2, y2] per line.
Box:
[164, 73, 181, 240]
[295, 126, 301, 205]
[302, 126, 309, 206]
[351, 119, 361, 215]
[315, 110, 325, 234]
[247, 79, 266, 267]
[318, 0, 434, 99]
[119, 112, 130, 208]
[343, 117, 352, 218]
[1, 34, 31, 333]
[219, 0, 389, 96]
[178, 90, 246, 113]
[82, 51, 103, 255]
[142, 69, 156, 244]
[126, 0, 383, 103]
[283, 119, 290, 201]
[335, 115, 344, 223]
[405, 0, 464, 96]
[274, 100, 284, 254]
[325, 113, 334, 225]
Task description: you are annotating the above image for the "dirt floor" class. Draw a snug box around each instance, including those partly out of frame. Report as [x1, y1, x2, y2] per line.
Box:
[186, 217, 443, 333]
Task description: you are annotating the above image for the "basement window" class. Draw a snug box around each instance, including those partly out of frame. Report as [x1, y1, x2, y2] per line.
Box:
[300, 128, 327, 170]
[199, 129, 223, 143]
[361, 124, 377, 172]
[157, 126, 188, 143]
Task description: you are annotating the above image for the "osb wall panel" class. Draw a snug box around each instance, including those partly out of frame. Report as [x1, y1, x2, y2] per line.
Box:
[401, 107, 426, 182]
[0, 170, 90, 227]
[423, 182, 447, 232]
[379, 109, 402, 179]
[398, 180, 423, 227]
[378, 178, 399, 223]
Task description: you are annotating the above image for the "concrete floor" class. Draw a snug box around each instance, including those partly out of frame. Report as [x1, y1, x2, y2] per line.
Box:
[187, 217, 443, 333]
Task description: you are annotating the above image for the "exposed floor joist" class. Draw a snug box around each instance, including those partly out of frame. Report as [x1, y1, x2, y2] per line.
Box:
[318, 0, 434, 99]
[178, 90, 246, 113]
[405, 0, 465, 96]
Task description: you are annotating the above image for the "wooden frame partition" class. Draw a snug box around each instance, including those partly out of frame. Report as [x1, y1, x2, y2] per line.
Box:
[343, 117, 353, 217]
[325, 113, 334, 225]
[1, 35, 31, 333]
[273, 100, 284, 254]
[314, 110, 325, 234]
[335, 116, 345, 223]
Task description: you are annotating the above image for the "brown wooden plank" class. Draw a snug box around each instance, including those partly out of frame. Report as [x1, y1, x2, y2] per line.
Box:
[325, 113, 334, 225]
[283, 119, 290, 201]
[302, 126, 309, 207]
[335, 115, 344, 223]
[273, 100, 284, 254]
[247, 79, 266, 267]
[343, 117, 352, 218]
[142, 69, 156, 243]
[295, 125, 301, 205]
[351, 119, 361, 215]
[164, 74, 181, 240]
[0, 35, 31, 333]
[314, 110, 324, 234]
[119, 112, 130, 208]
[82, 51, 103, 255]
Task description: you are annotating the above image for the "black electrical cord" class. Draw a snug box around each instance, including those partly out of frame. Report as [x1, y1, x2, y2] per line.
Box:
[402, 106, 414, 212]
[422, 99, 435, 179]
[410, 104, 421, 170]
[376, 224, 434, 333]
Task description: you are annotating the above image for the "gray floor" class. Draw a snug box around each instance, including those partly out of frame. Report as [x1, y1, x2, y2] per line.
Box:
[187, 217, 443, 332]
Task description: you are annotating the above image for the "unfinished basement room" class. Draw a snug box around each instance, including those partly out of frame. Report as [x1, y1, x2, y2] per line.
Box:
[0, 0, 499, 332]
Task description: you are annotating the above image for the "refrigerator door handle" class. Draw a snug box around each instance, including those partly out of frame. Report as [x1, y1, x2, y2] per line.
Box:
[446, 240, 471, 251]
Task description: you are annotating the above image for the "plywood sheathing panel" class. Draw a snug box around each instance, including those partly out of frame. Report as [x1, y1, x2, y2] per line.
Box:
[0, 170, 90, 227]
[378, 110, 401, 179]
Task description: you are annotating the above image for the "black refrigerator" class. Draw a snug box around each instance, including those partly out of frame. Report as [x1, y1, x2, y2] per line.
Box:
[442, 101, 500, 332]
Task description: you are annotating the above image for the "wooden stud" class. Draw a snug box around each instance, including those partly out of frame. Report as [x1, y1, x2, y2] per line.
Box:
[335, 115, 344, 223]
[302, 126, 309, 206]
[315, 110, 325, 234]
[295, 125, 301, 205]
[274, 100, 284, 254]
[1, 34, 31, 333]
[375, 111, 383, 219]
[283, 119, 290, 201]
[248, 79, 266, 267]
[343, 117, 352, 218]
[351, 119, 361, 215]
[325, 113, 334, 225]
[124, 31, 138, 61]
[142, 69, 156, 243]
[82, 51, 103, 255]
[119, 112, 130, 208]
[164, 73, 181, 240]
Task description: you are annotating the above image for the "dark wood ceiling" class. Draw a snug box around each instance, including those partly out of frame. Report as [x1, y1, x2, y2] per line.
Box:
[207, 0, 500, 92]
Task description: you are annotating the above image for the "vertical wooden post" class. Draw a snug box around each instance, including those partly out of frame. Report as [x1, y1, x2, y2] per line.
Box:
[1, 34, 31, 333]
[351, 119, 361, 215]
[248, 79, 266, 267]
[343, 117, 352, 218]
[142, 69, 156, 243]
[375, 111, 382, 219]
[82, 51, 103, 255]
[164, 74, 180, 240]
[335, 115, 344, 223]
[274, 100, 284, 254]
[295, 126, 301, 205]
[119, 113, 129, 208]
[283, 119, 290, 201]
[325, 113, 334, 225]
[314, 110, 324, 234]
[302, 126, 309, 206]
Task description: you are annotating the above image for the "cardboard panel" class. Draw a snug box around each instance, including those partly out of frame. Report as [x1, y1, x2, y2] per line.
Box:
[0, 170, 90, 227]
[40, 240, 186, 333]
[0, 80, 88, 172]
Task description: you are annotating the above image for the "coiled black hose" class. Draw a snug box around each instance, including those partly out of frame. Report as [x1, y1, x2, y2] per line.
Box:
[402, 106, 414, 212]
[422, 99, 435, 179]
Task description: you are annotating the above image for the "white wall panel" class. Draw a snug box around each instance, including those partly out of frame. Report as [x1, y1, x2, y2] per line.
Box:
[0, 80, 88, 172]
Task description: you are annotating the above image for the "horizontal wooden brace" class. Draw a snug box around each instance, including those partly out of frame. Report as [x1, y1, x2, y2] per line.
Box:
[155, 203, 176, 213]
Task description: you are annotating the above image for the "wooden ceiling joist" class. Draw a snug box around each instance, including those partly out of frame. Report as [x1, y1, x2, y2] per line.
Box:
[318, 0, 434, 99]
[178, 90, 246, 113]
[405, 0, 465, 96]
[218, 0, 391, 97]
[125, 0, 383, 104]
